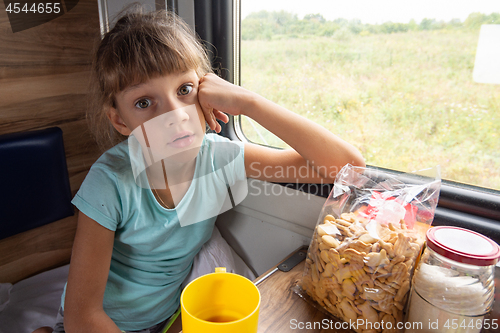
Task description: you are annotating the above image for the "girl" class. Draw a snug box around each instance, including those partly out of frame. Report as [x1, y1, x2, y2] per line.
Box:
[36, 8, 364, 333]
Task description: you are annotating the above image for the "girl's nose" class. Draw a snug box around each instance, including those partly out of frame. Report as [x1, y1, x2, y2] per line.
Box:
[164, 106, 190, 127]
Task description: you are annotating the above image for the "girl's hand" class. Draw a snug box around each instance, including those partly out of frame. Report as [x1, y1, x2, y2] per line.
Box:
[198, 73, 254, 132]
[198, 74, 365, 183]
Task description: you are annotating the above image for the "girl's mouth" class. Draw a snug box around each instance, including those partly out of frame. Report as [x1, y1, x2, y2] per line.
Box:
[168, 132, 195, 149]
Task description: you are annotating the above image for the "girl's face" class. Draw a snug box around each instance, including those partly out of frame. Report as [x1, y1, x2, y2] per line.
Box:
[108, 70, 206, 164]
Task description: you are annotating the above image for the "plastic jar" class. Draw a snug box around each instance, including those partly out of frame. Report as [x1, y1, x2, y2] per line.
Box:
[405, 226, 500, 333]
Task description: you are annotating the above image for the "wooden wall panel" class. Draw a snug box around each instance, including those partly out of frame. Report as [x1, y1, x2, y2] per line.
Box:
[0, 214, 78, 283]
[0, 1, 101, 281]
[0, 0, 102, 196]
[0, 2, 99, 69]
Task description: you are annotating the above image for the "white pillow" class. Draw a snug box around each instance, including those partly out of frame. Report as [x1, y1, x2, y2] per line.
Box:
[182, 226, 256, 288]
[0, 265, 69, 333]
[0, 283, 12, 312]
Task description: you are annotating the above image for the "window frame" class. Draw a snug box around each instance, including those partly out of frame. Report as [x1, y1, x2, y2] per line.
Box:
[194, 0, 500, 244]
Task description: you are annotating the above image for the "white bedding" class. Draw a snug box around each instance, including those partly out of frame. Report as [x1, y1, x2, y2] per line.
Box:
[0, 264, 69, 333]
[0, 226, 255, 333]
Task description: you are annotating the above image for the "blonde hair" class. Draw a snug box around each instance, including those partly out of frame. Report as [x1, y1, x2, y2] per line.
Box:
[88, 8, 212, 150]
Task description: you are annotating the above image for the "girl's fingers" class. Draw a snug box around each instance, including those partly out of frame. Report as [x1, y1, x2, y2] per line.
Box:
[211, 110, 220, 133]
[203, 107, 220, 133]
[208, 108, 216, 130]
[213, 109, 229, 124]
[212, 110, 223, 133]
[198, 74, 231, 133]
[211, 109, 229, 133]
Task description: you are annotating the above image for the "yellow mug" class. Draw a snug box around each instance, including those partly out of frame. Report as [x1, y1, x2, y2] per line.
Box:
[180, 267, 261, 333]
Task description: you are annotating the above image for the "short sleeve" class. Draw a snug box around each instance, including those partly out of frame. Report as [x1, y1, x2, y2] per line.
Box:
[71, 164, 122, 231]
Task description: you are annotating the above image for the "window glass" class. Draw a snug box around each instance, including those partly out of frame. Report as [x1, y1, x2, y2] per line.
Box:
[240, 0, 500, 191]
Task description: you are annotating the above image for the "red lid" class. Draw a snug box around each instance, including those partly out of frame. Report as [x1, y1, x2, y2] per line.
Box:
[426, 226, 500, 266]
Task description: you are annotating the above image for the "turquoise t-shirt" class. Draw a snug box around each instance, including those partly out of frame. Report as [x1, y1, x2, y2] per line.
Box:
[64, 134, 245, 331]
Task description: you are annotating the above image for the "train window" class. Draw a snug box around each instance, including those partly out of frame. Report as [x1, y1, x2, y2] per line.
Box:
[237, 0, 500, 193]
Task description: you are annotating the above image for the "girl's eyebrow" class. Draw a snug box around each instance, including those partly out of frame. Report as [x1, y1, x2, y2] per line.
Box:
[121, 71, 196, 96]
[122, 83, 145, 95]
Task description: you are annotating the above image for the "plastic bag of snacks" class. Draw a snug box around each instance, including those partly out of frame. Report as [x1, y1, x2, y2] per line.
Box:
[299, 164, 441, 333]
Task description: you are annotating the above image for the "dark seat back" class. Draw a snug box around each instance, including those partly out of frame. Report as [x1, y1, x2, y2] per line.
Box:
[0, 127, 73, 240]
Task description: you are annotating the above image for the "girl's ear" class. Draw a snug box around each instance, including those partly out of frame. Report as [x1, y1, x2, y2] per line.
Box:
[107, 107, 132, 136]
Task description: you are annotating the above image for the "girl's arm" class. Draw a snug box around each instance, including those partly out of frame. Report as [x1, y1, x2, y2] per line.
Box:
[64, 213, 121, 333]
[198, 74, 365, 183]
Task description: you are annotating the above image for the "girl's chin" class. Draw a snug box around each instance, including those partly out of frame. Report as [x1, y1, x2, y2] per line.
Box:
[163, 147, 200, 166]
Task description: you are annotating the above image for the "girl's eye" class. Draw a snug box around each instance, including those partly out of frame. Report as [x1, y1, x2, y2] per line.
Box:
[135, 98, 152, 109]
[178, 84, 193, 96]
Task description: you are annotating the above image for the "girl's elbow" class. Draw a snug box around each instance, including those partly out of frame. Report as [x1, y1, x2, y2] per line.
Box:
[347, 150, 366, 169]
[340, 143, 366, 169]
[353, 155, 366, 168]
